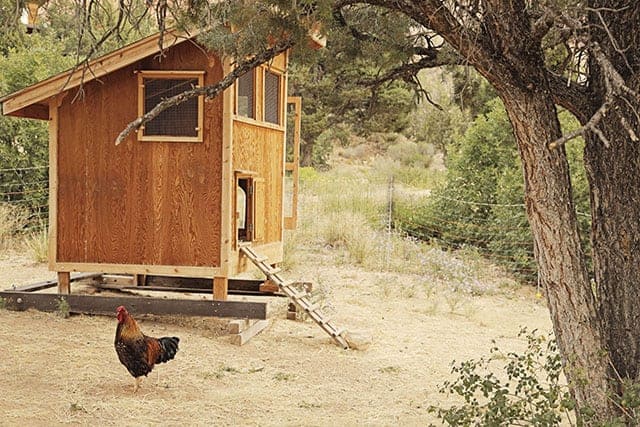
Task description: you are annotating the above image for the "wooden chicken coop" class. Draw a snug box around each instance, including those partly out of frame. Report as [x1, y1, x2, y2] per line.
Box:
[0, 30, 305, 319]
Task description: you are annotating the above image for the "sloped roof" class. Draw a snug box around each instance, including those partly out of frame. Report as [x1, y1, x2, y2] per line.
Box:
[1, 29, 196, 119]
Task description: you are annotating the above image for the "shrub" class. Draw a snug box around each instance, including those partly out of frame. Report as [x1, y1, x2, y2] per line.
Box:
[429, 329, 575, 426]
[394, 98, 590, 282]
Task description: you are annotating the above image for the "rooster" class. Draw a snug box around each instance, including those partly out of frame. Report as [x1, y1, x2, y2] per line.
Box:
[114, 305, 180, 392]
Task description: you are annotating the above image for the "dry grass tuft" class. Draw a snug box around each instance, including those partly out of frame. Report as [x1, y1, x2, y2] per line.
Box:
[0, 203, 28, 250]
[23, 225, 49, 263]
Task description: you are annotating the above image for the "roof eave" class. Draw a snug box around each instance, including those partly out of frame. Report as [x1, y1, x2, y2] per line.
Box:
[0, 29, 197, 120]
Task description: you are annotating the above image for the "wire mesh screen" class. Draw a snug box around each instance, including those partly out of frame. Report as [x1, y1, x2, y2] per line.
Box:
[264, 71, 280, 125]
[237, 70, 255, 119]
[143, 78, 199, 137]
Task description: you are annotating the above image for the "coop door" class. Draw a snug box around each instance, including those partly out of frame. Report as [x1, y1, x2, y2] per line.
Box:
[284, 97, 301, 229]
[236, 175, 265, 244]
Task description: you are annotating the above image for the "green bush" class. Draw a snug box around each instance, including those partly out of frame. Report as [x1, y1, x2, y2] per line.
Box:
[0, 34, 73, 225]
[394, 98, 590, 282]
[429, 329, 575, 426]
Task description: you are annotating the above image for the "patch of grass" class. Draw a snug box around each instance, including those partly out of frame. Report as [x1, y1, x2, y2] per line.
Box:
[282, 230, 299, 271]
[399, 283, 417, 298]
[444, 288, 467, 314]
[68, 402, 86, 413]
[222, 366, 240, 374]
[298, 401, 321, 409]
[206, 365, 242, 379]
[56, 297, 70, 318]
[273, 372, 294, 381]
[0, 203, 28, 250]
[0, 296, 5, 310]
[296, 162, 515, 305]
[202, 371, 223, 380]
[378, 366, 401, 374]
[23, 225, 48, 263]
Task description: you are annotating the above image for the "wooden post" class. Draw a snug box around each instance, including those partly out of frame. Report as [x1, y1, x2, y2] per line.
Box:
[57, 272, 70, 294]
[132, 274, 146, 286]
[213, 276, 228, 301]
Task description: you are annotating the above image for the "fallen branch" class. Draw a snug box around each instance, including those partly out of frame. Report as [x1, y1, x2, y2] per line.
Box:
[115, 37, 294, 145]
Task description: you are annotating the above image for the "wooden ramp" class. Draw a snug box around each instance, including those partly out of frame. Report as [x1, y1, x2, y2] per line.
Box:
[240, 246, 349, 349]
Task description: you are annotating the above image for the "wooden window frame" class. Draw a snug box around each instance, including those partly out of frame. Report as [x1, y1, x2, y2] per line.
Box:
[235, 68, 257, 120]
[137, 70, 205, 143]
[284, 97, 301, 230]
[263, 69, 283, 126]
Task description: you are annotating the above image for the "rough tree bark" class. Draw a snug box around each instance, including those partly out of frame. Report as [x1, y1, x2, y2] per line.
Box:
[501, 88, 612, 416]
[582, 2, 640, 385]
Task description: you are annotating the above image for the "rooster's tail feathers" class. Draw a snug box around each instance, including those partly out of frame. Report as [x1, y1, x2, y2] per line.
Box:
[156, 336, 180, 364]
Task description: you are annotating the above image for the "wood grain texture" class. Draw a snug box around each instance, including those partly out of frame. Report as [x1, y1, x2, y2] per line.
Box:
[232, 121, 284, 244]
[56, 41, 223, 268]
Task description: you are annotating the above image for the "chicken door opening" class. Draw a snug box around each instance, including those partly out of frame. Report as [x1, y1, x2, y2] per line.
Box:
[237, 177, 253, 242]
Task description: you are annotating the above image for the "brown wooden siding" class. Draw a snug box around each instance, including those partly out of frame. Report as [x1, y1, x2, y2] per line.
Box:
[233, 121, 284, 244]
[56, 42, 223, 267]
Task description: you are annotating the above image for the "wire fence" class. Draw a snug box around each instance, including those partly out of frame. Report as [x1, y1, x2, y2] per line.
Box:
[2, 165, 539, 280]
[299, 172, 539, 281]
[385, 178, 538, 282]
[0, 165, 49, 232]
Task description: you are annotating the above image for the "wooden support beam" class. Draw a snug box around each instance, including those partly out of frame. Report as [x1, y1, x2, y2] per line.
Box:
[0, 292, 267, 319]
[287, 302, 298, 320]
[92, 282, 286, 297]
[259, 280, 280, 293]
[57, 272, 70, 294]
[213, 276, 228, 301]
[228, 318, 250, 334]
[132, 274, 146, 287]
[6, 273, 102, 292]
[229, 319, 270, 345]
[145, 276, 272, 293]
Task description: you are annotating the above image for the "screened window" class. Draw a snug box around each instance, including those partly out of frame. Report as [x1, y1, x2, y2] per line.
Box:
[264, 71, 281, 125]
[138, 71, 204, 142]
[237, 70, 255, 119]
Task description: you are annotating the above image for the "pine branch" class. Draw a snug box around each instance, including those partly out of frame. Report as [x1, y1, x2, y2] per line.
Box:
[115, 37, 294, 145]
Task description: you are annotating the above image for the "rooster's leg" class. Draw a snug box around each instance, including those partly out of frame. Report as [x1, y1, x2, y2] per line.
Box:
[133, 376, 143, 393]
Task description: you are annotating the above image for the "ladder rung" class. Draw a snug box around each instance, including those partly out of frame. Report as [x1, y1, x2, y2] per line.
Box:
[303, 302, 320, 312]
[331, 328, 346, 337]
[288, 290, 308, 299]
[280, 282, 295, 291]
[318, 316, 331, 325]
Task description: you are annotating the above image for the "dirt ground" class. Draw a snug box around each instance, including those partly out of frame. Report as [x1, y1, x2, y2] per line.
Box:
[0, 246, 552, 426]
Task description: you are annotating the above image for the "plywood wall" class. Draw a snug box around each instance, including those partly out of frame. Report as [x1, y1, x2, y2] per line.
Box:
[56, 42, 223, 267]
[233, 121, 284, 244]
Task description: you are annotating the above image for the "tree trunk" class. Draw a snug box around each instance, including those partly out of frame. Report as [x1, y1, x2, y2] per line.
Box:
[585, 109, 640, 382]
[498, 88, 614, 418]
[582, 1, 640, 389]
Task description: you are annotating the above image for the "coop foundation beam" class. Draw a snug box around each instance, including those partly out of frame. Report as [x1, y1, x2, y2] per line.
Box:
[229, 319, 270, 346]
[6, 273, 102, 292]
[0, 292, 267, 319]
